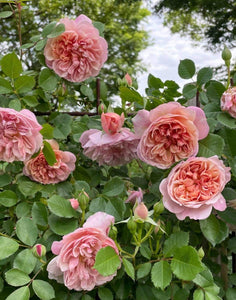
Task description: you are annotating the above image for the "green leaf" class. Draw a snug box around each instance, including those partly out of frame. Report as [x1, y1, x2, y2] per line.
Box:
[17, 176, 41, 197]
[47, 195, 77, 218]
[119, 86, 143, 106]
[32, 202, 48, 227]
[163, 231, 189, 257]
[80, 85, 94, 101]
[151, 260, 172, 290]
[136, 262, 151, 280]
[32, 280, 55, 300]
[22, 95, 38, 107]
[48, 214, 78, 235]
[206, 80, 225, 102]
[0, 173, 11, 187]
[171, 246, 203, 280]
[35, 39, 47, 51]
[0, 236, 19, 260]
[182, 83, 197, 99]
[6, 286, 30, 300]
[226, 288, 236, 300]
[0, 11, 13, 18]
[39, 68, 58, 91]
[40, 123, 54, 139]
[217, 112, 236, 128]
[103, 177, 125, 197]
[5, 269, 30, 287]
[193, 267, 214, 287]
[47, 23, 65, 38]
[20, 43, 34, 49]
[219, 127, 236, 157]
[14, 75, 35, 93]
[1, 52, 23, 79]
[140, 243, 152, 259]
[98, 287, 113, 300]
[198, 133, 225, 157]
[93, 21, 105, 36]
[218, 207, 236, 225]
[193, 289, 205, 300]
[9, 99, 21, 111]
[0, 190, 17, 207]
[0, 77, 13, 94]
[200, 214, 229, 246]
[16, 202, 31, 218]
[178, 59, 195, 79]
[93, 246, 121, 276]
[123, 258, 135, 280]
[16, 217, 38, 246]
[42, 21, 57, 38]
[53, 114, 72, 139]
[105, 198, 125, 222]
[136, 285, 157, 300]
[42, 140, 57, 166]
[148, 74, 164, 89]
[197, 67, 213, 85]
[13, 249, 37, 274]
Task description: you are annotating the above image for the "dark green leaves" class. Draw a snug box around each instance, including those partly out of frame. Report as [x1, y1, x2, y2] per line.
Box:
[16, 217, 38, 246]
[47, 195, 77, 218]
[32, 280, 55, 300]
[198, 134, 225, 157]
[6, 286, 30, 300]
[197, 67, 213, 85]
[42, 141, 57, 166]
[119, 86, 143, 106]
[39, 68, 58, 91]
[0, 190, 17, 207]
[5, 269, 31, 287]
[103, 177, 125, 197]
[163, 231, 189, 257]
[151, 260, 172, 290]
[0, 52, 23, 79]
[178, 59, 195, 79]
[0, 237, 19, 260]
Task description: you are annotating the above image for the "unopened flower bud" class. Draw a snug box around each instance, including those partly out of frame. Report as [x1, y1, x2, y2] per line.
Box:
[153, 201, 164, 217]
[69, 198, 79, 210]
[222, 45, 232, 63]
[125, 73, 132, 86]
[198, 247, 205, 260]
[109, 226, 118, 240]
[32, 244, 46, 258]
[127, 217, 137, 234]
[79, 191, 90, 210]
[98, 102, 107, 114]
[134, 202, 148, 220]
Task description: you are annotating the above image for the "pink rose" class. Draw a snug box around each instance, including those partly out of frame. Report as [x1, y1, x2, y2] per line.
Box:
[126, 188, 143, 204]
[80, 128, 139, 166]
[23, 140, 76, 184]
[221, 87, 236, 118]
[47, 212, 120, 291]
[134, 202, 148, 220]
[159, 156, 231, 220]
[133, 102, 209, 169]
[44, 14, 108, 82]
[101, 112, 124, 134]
[0, 108, 42, 162]
[69, 198, 79, 210]
[125, 73, 132, 86]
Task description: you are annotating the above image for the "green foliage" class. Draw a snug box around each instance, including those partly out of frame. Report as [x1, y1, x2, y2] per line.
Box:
[0, 237, 19, 260]
[178, 59, 196, 79]
[151, 260, 172, 290]
[32, 280, 55, 300]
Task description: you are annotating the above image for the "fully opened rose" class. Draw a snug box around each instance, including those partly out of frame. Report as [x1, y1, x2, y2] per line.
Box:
[133, 102, 209, 169]
[159, 156, 231, 220]
[47, 212, 120, 291]
[0, 108, 42, 162]
[44, 14, 108, 82]
[23, 140, 76, 184]
[221, 86, 236, 118]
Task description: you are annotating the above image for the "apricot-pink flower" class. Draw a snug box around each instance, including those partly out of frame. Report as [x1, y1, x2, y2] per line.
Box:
[101, 112, 124, 134]
[80, 128, 139, 166]
[133, 102, 209, 169]
[159, 156, 231, 220]
[23, 140, 76, 184]
[125, 73, 132, 86]
[47, 212, 120, 291]
[221, 87, 236, 118]
[0, 108, 42, 162]
[44, 14, 108, 82]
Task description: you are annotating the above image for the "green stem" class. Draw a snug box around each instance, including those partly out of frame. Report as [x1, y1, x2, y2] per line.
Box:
[140, 225, 154, 244]
[226, 65, 231, 89]
[0, 232, 28, 248]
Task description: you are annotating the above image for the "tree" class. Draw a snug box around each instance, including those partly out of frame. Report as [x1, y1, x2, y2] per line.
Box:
[0, 0, 150, 97]
[153, 0, 236, 51]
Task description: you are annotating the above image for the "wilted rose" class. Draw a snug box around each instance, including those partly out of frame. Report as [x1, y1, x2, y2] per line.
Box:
[44, 14, 108, 82]
[221, 87, 236, 118]
[159, 156, 231, 220]
[0, 108, 42, 162]
[126, 188, 143, 204]
[23, 140, 76, 184]
[133, 102, 209, 169]
[47, 212, 120, 291]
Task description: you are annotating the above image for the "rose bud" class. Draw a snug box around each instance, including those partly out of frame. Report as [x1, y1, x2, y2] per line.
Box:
[69, 198, 79, 210]
[79, 191, 90, 210]
[32, 244, 46, 258]
[127, 217, 137, 234]
[125, 73, 132, 86]
[134, 202, 148, 220]
[101, 112, 125, 134]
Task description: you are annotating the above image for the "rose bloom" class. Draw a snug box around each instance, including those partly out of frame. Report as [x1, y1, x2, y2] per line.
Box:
[0, 108, 42, 162]
[133, 102, 209, 169]
[101, 112, 124, 134]
[47, 212, 120, 291]
[80, 128, 139, 166]
[23, 140, 76, 184]
[44, 14, 108, 82]
[159, 156, 231, 220]
[221, 87, 236, 118]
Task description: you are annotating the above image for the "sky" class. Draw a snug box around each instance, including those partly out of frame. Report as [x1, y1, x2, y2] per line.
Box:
[137, 13, 236, 95]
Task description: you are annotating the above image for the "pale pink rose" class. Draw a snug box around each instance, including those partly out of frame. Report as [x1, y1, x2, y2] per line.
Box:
[0, 108, 42, 162]
[221, 87, 236, 118]
[133, 102, 209, 169]
[126, 188, 143, 204]
[44, 14, 108, 82]
[47, 212, 120, 291]
[80, 128, 139, 166]
[159, 156, 231, 220]
[69, 198, 79, 210]
[23, 140, 76, 184]
[125, 73, 132, 86]
[101, 112, 125, 134]
[134, 202, 148, 220]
